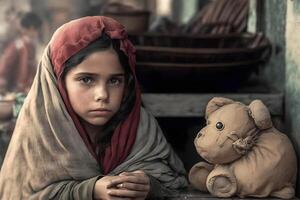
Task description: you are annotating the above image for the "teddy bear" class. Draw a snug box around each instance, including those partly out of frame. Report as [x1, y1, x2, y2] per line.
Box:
[189, 97, 297, 199]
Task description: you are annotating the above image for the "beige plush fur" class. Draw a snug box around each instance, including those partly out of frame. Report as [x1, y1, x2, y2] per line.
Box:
[189, 97, 297, 199]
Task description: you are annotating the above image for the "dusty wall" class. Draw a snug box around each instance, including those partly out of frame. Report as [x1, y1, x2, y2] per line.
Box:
[285, 0, 300, 196]
[259, 0, 286, 92]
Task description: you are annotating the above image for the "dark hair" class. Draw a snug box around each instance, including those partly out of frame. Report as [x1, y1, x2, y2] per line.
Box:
[63, 33, 136, 152]
[20, 12, 42, 29]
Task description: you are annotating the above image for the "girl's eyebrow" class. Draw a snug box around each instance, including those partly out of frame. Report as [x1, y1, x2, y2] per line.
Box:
[111, 73, 125, 76]
[74, 72, 96, 76]
[74, 72, 125, 76]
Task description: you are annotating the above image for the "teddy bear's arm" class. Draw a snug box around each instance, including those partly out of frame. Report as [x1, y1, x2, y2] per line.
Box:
[206, 165, 237, 198]
[189, 162, 214, 192]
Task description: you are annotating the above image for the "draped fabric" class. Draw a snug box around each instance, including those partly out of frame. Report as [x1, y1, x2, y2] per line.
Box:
[0, 16, 188, 199]
[50, 16, 141, 174]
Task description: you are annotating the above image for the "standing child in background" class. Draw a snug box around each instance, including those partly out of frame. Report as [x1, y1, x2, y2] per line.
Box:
[0, 16, 187, 199]
[0, 11, 42, 94]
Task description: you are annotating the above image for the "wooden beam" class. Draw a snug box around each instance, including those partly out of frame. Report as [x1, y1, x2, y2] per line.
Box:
[142, 93, 283, 117]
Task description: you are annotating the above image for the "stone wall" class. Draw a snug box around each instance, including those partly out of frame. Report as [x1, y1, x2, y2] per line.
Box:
[285, 0, 300, 196]
[256, 0, 287, 92]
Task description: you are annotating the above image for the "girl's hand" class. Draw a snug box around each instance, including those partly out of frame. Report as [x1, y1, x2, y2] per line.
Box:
[110, 170, 150, 200]
[93, 176, 132, 200]
[93, 171, 150, 200]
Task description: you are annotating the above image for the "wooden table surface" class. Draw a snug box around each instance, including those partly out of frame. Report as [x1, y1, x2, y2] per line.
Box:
[165, 186, 297, 199]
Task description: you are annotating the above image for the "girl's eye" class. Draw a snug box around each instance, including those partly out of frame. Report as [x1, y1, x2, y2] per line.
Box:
[216, 122, 224, 131]
[108, 77, 122, 86]
[79, 77, 93, 85]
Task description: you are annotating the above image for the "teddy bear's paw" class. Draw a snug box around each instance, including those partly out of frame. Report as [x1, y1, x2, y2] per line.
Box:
[271, 185, 295, 199]
[189, 162, 214, 192]
[206, 167, 237, 198]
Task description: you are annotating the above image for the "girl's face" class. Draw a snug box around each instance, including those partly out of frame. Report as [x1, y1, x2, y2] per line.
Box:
[65, 49, 126, 128]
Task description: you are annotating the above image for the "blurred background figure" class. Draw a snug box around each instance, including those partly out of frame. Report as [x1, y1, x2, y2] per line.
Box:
[0, 12, 42, 94]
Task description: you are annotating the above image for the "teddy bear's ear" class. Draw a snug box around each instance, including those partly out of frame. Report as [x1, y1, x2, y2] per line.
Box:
[248, 100, 272, 130]
[206, 97, 234, 119]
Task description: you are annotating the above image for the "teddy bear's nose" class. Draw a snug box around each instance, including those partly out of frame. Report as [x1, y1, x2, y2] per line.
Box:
[196, 131, 203, 138]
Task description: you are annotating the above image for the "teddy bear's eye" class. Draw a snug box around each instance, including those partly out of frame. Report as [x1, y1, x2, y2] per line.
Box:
[216, 122, 224, 130]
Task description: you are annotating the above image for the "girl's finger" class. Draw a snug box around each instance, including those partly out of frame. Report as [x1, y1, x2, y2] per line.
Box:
[107, 176, 130, 188]
[107, 175, 149, 188]
[120, 171, 144, 176]
[121, 175, 149, 185]
[117, 182, 150, 191]
[108, 188, 147, 198]
[119, 172, 148, 182]
[119, 172, 133, 176]
[131, 170, 145, 174]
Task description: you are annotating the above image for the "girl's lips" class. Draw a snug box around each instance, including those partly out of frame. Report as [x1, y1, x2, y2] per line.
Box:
[89, 109, 112, 116]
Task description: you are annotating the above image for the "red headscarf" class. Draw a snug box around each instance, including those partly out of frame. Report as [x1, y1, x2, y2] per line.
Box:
[50, 16, 141, 174]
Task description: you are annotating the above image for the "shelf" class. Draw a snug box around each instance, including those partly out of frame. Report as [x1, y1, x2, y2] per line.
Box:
[142, 93, 283, 117]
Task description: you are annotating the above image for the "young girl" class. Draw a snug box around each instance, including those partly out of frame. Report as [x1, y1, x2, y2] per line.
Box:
[0, 16, 187, 199]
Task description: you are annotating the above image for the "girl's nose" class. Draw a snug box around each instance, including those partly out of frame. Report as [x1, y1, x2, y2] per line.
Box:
[94, 84, 108, 102]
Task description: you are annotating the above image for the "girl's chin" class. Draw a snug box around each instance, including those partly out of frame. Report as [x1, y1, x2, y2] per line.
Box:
[81, 118, 110, 128]
[87, 120, 109, 127]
